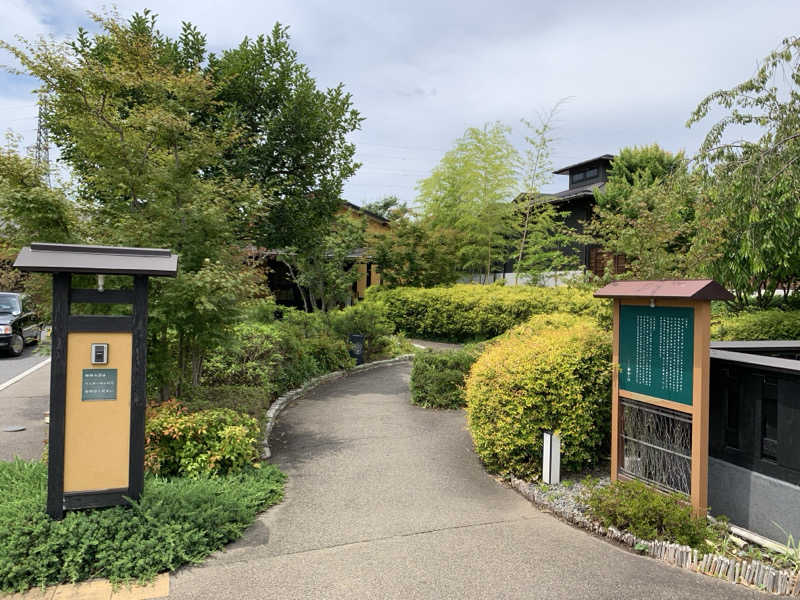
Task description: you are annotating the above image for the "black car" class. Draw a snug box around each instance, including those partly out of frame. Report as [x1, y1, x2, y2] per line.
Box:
[0, 293, 43, 356]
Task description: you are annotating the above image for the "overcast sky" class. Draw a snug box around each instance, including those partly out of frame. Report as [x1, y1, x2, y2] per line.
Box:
[2, 1, 798, 205]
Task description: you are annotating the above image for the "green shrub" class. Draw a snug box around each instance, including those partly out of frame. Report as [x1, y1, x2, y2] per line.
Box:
[328, 301, 396, 361]
[367, 284, 609, 342]
[410, 345, 482, 408]
[583, 479, 713, 549]
[181, 385, 272, 424]
[145, 401, 261, 477]
[202, 315, 353, 396]
[712, 308, 800, 341]
[466, 317, 611, 479]
[0, 458, 285, 593]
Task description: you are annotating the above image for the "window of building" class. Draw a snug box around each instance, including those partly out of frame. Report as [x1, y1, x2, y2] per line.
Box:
[761, 376, 778, 461]
[724, 372, 740, 450]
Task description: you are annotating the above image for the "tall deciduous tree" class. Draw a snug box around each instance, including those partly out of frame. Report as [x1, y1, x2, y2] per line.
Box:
[209, 25, 362, 250]
[688, 36, 800, 308]
[3, 11, 260, 396]
[515, 101, 577, 284]
[417, 122, 518, 281]
[370, 203, 461, 287]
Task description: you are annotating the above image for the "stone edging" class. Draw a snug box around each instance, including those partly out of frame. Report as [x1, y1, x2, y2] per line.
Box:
[509, 476, 800, 596]
[261, 355, 413, 459]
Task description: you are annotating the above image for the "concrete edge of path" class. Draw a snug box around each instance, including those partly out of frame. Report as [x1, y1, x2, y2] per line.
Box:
[260, 354, 414, 459]
[0, 357, 51, 393]
[508, 476, 797, 596]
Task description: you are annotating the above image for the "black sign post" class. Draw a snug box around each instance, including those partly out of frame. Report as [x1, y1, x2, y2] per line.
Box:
[14, 243, 178, 519]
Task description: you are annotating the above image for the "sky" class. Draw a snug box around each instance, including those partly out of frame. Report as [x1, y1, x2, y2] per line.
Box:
[1, 1, 798, 205]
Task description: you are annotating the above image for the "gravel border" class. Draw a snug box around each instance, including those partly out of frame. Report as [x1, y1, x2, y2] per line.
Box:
[509, 476, 800, 596]
[261, 355, 413, 459]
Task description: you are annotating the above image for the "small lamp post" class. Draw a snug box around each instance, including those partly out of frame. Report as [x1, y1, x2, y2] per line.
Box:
[348, 333, 365, 365]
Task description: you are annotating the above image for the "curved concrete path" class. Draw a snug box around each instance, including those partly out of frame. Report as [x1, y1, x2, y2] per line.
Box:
[170, 362, 764, 599]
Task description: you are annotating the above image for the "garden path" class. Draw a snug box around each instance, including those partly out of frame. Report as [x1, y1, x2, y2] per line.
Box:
[169, 361, 765, 599]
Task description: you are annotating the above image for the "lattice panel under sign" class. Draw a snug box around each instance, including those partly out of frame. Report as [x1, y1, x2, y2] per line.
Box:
[619, 305, 694, 405]
[621, 398, 692, 494]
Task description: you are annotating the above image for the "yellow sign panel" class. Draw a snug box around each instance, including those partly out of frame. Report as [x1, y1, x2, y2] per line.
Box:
[63, 331, 132, 493]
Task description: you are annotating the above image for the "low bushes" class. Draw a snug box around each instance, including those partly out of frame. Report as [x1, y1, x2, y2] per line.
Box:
[712, 308, 800, 341]
[0, 458, 285, 593]
[145, 401, 261, 477]
[410, 345, 482, 408]
[327, 301, 397, 361]
[466, 315, 611, 479]
[201, 314, 354, 397]
[368, 284, 609, 342]
[583, 479, 714, 549]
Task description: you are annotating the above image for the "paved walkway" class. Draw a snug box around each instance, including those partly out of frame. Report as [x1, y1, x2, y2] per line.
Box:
[0, 363, 49, 462]
[170, 362, 764, 599]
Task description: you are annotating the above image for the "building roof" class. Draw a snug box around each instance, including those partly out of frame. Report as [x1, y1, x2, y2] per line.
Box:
[553, 154, 614, 175]
[343, 201, 390, 225]
[594, 279, 734, 301]
[14, 243, 179, 277]
[553, 181, 605, 201]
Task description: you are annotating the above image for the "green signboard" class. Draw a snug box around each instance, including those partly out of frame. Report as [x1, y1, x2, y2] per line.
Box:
[619, 305, 694, 405]
[81, 368, 118, 401]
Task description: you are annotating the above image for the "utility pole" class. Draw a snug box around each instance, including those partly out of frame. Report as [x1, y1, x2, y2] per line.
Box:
[33, 95, 51, 188]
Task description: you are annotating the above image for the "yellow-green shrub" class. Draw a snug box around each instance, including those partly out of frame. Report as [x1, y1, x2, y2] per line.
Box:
[368, 284, 609, 342]
[145, 401, 261, 477]
[712, 309, 800, 341]
[466, 317, 612, 479]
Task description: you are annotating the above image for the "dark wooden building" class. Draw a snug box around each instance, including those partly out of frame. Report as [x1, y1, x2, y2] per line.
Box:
[549, 154, 625, 276]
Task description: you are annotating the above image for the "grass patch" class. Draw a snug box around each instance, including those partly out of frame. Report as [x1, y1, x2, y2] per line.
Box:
[0, 459, 285, 594]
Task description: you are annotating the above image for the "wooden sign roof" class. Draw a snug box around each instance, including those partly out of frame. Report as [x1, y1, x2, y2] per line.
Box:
[14, 243, 178, 277]
[593, 279, 733, 301]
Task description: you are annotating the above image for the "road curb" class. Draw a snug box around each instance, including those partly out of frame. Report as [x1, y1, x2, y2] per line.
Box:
[261, 354, 413, 459]
[0, 357, 51, 392]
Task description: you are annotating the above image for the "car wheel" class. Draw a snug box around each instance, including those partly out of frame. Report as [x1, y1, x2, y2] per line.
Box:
[9, 334, 24, 356]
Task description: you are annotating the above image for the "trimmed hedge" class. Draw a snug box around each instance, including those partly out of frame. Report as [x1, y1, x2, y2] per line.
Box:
[466, 316, 611, 479]
[410, 346, 482, 409]
[712, 308, 800, 341]
[367, 284, 609, 342]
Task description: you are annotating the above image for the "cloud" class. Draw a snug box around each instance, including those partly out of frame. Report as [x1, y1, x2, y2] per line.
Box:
[0, 0, 797, 204]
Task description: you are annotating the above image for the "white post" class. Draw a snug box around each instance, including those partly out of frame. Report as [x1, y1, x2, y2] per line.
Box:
[542, 431, 561, 485]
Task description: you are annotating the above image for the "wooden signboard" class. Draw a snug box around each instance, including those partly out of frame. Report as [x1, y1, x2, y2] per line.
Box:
[596, 280, 734, 516]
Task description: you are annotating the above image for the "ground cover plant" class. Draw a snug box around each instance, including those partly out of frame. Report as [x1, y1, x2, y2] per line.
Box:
[466, 315, 611, 479]
[410, 345, 483, 408]
[582, 478, 715, 550]
[0, 458, 285, 594]
[368, 283, 609, 342]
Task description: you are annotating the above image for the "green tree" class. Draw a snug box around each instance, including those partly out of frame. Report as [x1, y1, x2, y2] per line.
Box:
[688, 36, 800, 308]
[0, 135, 76, 308]
[583, 145, 697, 279]
[2, 11, 259, 395]
[278, 214, 366, 311]
[370, 204, 461, 287]
[209, 25, 362, 250]
[363, 195, 401, 220]
[418, 122, 518, 281]
[515, 102, 578, 284]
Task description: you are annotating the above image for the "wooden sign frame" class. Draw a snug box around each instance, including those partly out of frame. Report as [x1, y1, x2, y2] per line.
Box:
[596, 279, 733, 517]
[611, 298, 710, 515]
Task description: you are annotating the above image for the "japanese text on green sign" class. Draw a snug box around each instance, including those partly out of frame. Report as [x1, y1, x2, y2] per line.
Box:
[619, 305, 694, 405]
[82, 368, 118, 401]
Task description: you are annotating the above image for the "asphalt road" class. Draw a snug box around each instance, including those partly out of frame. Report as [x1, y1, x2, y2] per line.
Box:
[0, 360, 49, 461]
[170, 362, 766, 600]
[0, 343, 49, 386]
